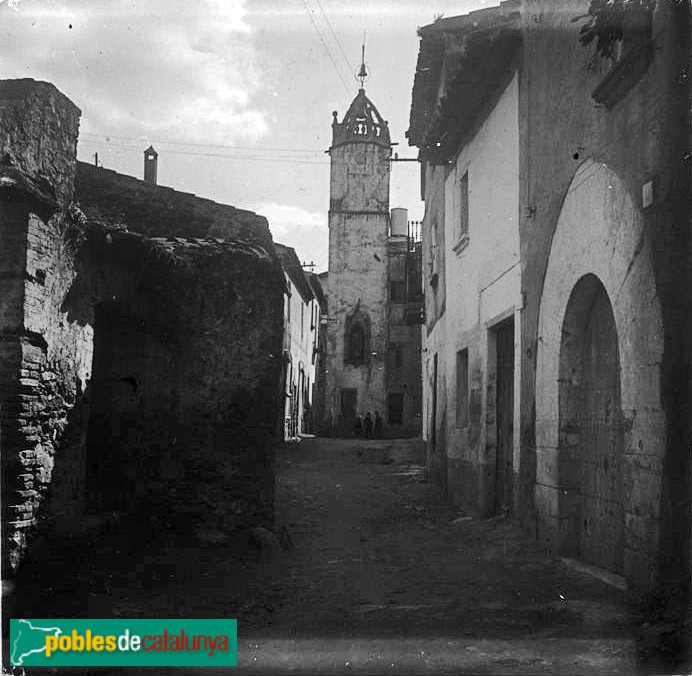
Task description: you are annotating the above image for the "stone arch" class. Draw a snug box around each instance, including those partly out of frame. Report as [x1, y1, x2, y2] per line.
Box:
[535, 159, 664, 585]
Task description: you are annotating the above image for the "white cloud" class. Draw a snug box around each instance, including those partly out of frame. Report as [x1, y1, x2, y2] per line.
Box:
[0, 0, 27, 9]
[2, 0, 268, 143]
[252, 202, 328, 272]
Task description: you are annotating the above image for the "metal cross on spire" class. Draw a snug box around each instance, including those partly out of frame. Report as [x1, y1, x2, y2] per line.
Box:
[357, 31, 368, 89]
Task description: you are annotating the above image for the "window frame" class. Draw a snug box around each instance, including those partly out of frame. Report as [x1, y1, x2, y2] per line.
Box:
[452, 169, 470, 254]
[456, 347, 470, 428]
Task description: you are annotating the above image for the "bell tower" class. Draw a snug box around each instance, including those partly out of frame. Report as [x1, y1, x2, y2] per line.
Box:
[325, 73, 392, 434]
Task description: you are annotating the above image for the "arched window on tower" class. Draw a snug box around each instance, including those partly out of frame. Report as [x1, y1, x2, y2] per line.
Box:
[344, 310, 370, 367]
[349, 324, 365, 362]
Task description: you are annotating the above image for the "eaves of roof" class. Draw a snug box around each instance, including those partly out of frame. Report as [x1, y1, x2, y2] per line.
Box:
[407, 1, 521, 158]
[274, 242, 314, 303]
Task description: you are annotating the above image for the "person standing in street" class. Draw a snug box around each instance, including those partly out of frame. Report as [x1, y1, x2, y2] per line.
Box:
[374, 411, 383, 439]
[353, 414, 362, 438]
[364, 412, 373, 439]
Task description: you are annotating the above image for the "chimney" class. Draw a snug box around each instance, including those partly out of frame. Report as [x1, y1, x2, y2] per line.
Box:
[143, 145, 158, 185]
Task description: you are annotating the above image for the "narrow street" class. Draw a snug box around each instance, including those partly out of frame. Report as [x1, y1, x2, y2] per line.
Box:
[9, 436, 655, 676]
[238, 437, 641, 675]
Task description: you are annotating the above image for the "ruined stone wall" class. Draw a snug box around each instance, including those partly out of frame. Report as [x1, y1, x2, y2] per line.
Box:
[1, 79, 285, 574]
[0, 80, 80, 206]
[19, 213, 95, 530]
[520, 0, 691, 593]
[62, 228, 284, 537]
[0, 80, 88, 573]
[166, 239, 284, 531]
[76, 162, 273, 247]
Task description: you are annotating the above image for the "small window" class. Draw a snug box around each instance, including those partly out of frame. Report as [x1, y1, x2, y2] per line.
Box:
[459, 171, 469, 240]
[456, 348, 469, 428]
[388, 392, 404, 425]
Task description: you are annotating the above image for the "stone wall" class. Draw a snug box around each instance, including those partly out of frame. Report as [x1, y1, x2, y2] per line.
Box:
[72, 231, 284, 537]
[76, 162, 273, 247]
[326, 135, 391, 433]
[520, 0, 691, 595]
[0, 79, 285, 574]
[0, 80, 86, 573]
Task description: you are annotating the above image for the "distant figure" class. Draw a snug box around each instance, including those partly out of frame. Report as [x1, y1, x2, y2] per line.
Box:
[353, 415, 363, 438]
[374, 411, 383, 439]
[364, 411, 373, 439]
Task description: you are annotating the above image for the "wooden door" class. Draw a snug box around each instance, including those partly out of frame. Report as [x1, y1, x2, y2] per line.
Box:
[580, 292, 624, 573]
[494, 319, 514, 515]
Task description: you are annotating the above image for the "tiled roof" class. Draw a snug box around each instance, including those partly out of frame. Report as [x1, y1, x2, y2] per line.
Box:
[407, 0, 521, 157]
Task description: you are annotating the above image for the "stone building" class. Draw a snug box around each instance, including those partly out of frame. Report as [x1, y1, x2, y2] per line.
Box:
[321, 86, 423, 438]
[408, 0, 692, 600]
[0, 79, 285, 575]
[274, 243, 323, 440]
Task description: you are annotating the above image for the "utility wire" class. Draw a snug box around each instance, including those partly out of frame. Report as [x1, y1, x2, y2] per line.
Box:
[313, 0, 354, 82]
[298, 0, 352, 95]
[80, 131, 322, 155]
[82, 138, 329, 165]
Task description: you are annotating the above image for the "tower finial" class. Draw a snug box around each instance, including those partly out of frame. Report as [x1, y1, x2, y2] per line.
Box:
[357, 30, 368, 89]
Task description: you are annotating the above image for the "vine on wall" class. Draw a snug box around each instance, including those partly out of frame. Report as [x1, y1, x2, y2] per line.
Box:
[573, 0, 656, 62]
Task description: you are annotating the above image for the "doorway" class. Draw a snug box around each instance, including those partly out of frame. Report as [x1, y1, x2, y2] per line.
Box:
[492, 317, 514, 515]
[559, 274, 624, 573]
[388, 392, 404, 425]
[340, 388, 357, 420]
[86, 302, 145, 512]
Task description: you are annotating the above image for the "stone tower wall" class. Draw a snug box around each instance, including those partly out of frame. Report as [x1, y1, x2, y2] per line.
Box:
[326, 137, 391, 432]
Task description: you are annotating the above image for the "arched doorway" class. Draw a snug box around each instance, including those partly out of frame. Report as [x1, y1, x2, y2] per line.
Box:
[558, 274, 624, 573]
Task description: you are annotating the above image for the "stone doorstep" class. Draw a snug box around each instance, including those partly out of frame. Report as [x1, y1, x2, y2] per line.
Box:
[559, 557, 627, 592]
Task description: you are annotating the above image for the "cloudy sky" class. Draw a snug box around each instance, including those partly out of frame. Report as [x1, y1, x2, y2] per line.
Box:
[3, 0, 490, 271]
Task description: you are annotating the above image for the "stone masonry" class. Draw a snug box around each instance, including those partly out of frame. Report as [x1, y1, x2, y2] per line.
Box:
[0, 79, 285, 575]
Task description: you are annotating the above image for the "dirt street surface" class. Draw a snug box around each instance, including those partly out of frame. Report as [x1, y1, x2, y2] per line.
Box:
[237, 438, 641, 675]
[8, 437, 674, 675]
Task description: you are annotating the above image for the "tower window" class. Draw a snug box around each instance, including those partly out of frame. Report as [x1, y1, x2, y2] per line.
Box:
[344, 309, 371, 366]
[349, 324, 365, 361]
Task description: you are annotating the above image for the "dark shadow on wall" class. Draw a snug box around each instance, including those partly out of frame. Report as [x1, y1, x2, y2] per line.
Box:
[85, 300, 177, 513]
